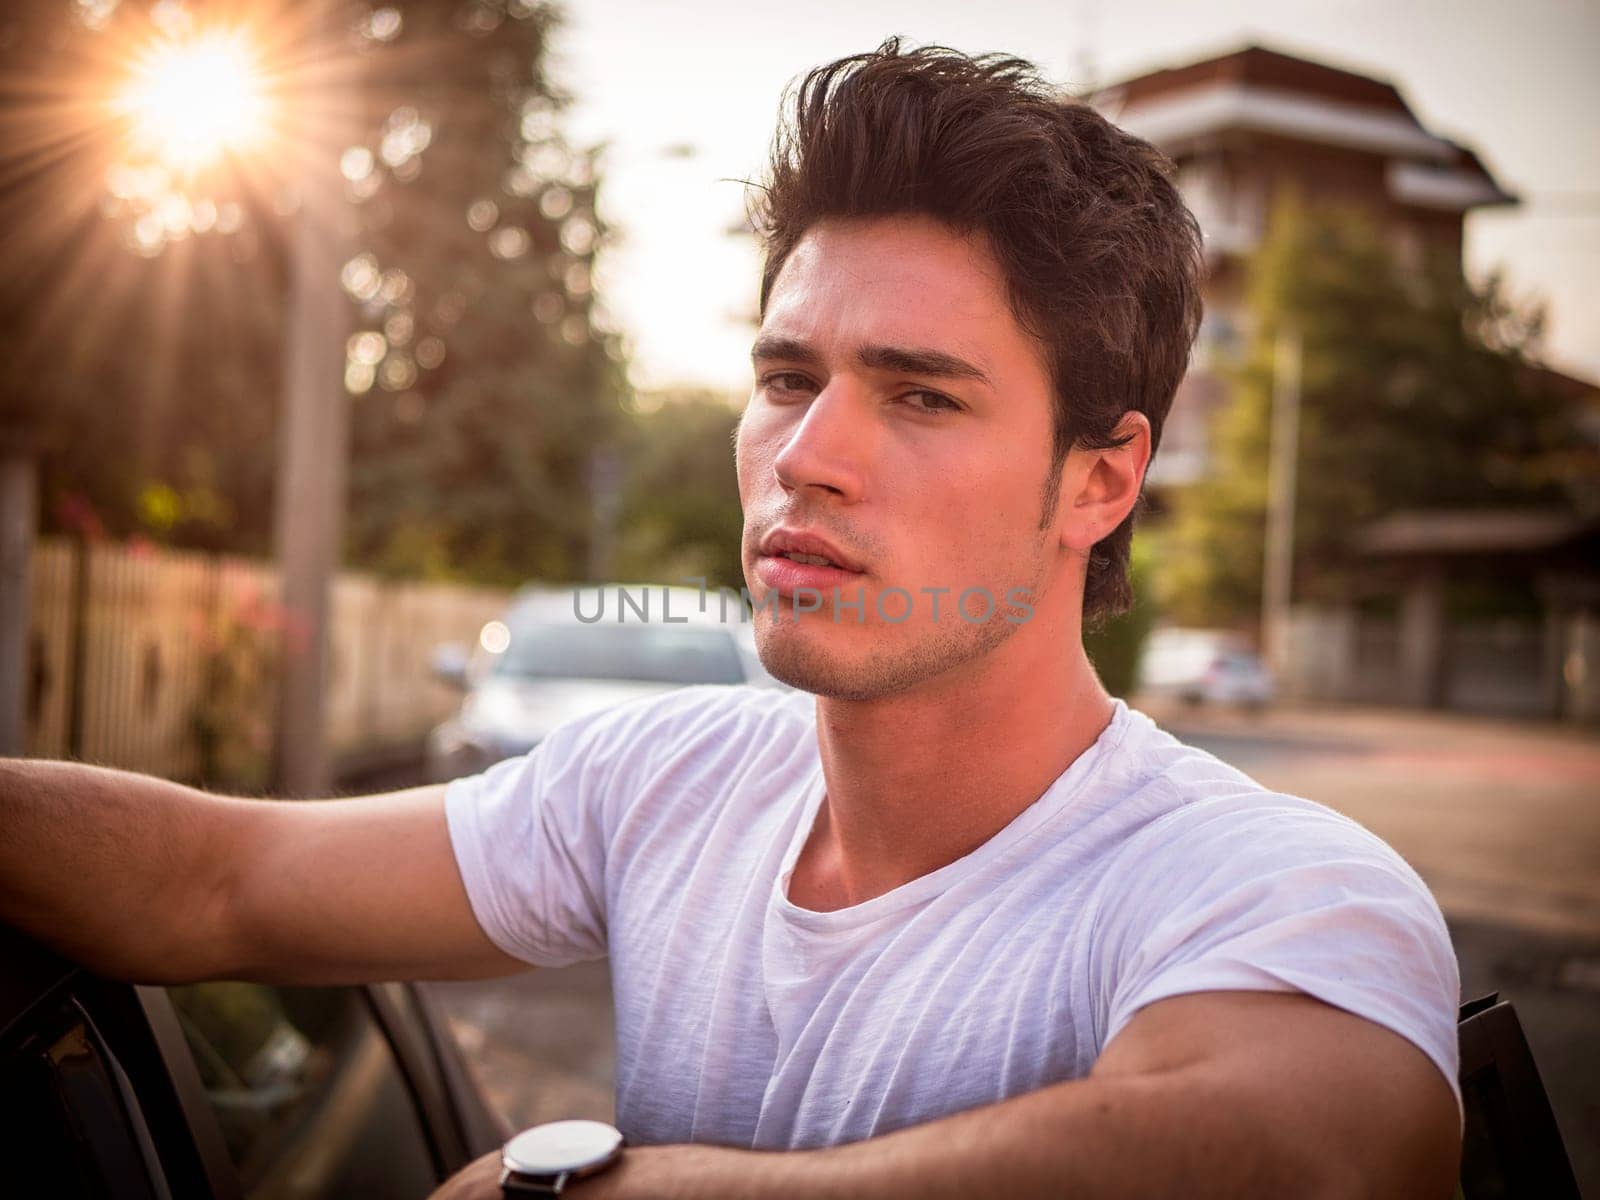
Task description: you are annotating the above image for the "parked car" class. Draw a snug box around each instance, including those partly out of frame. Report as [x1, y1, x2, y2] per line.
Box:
[426, 583, 785, 783]
[1136, 627, 1275, 710]
[0, 921, 505, 1198]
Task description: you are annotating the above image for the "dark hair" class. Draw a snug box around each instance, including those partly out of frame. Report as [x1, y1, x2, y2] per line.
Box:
[751, 39, 1203, 628]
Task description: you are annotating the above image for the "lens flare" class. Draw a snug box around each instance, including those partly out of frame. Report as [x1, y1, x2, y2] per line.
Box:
[116, 31, 270, 172]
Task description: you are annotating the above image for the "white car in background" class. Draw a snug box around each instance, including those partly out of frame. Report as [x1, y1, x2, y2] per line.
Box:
[1137, 627, 1275, 710]
[426, 583, 783, 782]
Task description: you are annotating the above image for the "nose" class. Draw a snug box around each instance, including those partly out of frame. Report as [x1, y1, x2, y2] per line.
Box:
[771, 380, 868, 502]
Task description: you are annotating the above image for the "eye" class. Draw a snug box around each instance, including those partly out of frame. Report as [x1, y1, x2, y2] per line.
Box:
[900, 390, 961, 414]
[758, 371, 817, 398]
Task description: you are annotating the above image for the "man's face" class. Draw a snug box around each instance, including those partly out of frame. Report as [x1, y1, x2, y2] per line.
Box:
[736, 214, 1067, 700]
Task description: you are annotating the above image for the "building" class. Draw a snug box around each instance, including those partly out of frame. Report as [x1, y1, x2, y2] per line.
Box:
[1284, 508, 1600, 722]
[1097, 45, 1600, 722]
[1094, 44, 1516, 488]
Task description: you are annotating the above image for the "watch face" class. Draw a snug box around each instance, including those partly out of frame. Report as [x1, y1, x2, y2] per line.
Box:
[504, 1120, 624, 1174]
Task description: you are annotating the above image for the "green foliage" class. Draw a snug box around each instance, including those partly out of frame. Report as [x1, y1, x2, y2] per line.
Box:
[1084, 532, 1158, 696]
[192, 590, 280, 790]
[0, 1, 290, 551]
[611, 391, 747, 589]
[343, 0, 628, 584]
[166, 982, 288, 1081]
[1165, 200, 1579, 628]
[0, 1, 626, 586]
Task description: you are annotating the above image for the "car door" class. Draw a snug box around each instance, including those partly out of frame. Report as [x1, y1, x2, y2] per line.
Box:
[2, 924, 504, 1198]
[2, 924, 226, 1198]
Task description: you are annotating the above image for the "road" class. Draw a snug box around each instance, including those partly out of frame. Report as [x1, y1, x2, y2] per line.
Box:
[418, 697, 1600, 1191]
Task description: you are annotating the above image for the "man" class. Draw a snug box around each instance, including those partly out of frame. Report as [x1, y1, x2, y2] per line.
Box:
[1, 41, 1460, 1199]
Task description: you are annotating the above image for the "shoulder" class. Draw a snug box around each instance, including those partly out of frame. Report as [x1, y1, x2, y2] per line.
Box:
[449, 683, 813, 843]
[1088, 714, 1461, 1108]
[1086, 709, 1450, 976]
[535, 682, 813, 789]
[1106, 708, 1422, 886]
[1110, 781, 1439, 940]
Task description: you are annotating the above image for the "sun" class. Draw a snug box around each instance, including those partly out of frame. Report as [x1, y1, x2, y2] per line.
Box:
[115, 30, 271, 173]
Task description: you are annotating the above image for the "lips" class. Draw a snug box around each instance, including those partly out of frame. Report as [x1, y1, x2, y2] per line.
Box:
[755, 527, 866, 600]
[757, 528, 865, 573]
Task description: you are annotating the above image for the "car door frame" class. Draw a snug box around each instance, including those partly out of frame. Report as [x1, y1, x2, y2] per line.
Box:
[3, 924, 506, 1197]
[133, 979, 508, 1192]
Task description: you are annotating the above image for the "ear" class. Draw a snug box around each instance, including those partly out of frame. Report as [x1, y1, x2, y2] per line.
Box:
[1055, 411, 1151, 554]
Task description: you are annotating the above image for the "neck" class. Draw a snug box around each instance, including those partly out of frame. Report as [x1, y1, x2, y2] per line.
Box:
[793, 619, 1116, 912]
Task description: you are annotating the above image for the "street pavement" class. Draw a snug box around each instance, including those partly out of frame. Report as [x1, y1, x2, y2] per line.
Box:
[421, 696, 1600, 1191]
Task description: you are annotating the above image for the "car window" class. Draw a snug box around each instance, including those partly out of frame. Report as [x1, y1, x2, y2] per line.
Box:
[492, 622, 747, 685]
[166, 982, 438, 1198]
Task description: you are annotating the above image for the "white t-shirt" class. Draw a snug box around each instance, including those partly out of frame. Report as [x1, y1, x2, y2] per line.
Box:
[445, 684, 1461, 1150]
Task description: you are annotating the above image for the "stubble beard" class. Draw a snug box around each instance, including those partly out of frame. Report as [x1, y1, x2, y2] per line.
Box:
[755, 604, 1018, 700]
[752, 553, 1052, 702]
[745, 453, 1065, 701]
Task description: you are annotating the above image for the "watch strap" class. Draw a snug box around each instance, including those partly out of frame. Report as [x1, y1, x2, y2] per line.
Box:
[499, 1165, 571, 1196]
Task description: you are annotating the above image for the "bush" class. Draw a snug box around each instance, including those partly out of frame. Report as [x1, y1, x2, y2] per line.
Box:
[1084, 533, 1158, 696]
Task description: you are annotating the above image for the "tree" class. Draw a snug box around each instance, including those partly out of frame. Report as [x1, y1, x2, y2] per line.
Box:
[0, 0, 291, 552]
[0, 0, 627, 583]
[610, 391, 746, 590]
[1084, 530, 1157, 696]
[1162, 201, 1581, 628]
[341, 0, 628, 584]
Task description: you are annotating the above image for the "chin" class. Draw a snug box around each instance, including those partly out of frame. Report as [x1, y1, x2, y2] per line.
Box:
[753, 607, 1019, 701]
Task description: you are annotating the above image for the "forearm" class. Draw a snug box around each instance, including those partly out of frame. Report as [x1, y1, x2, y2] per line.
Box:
[0, 758, 243, 981]
[600, 1071, 1334, 1200]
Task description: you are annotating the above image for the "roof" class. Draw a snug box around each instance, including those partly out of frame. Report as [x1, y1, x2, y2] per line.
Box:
[1106, 44, 1412, 116]
[1352, 509, 1600, 557]
[1095, 44, 1515, 210]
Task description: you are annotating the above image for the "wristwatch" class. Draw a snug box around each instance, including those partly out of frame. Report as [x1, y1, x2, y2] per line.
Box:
[498, 1119, 626, 1196]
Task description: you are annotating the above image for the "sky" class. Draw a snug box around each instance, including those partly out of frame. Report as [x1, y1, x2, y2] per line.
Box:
[546, 0, 1600, 396]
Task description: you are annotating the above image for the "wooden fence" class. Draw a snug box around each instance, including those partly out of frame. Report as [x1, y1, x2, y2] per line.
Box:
[1281, 601, 1596, 722]
[23, 537, 509, 785]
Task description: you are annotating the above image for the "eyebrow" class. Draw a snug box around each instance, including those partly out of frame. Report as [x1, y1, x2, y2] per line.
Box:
[751, 335, 992, 388]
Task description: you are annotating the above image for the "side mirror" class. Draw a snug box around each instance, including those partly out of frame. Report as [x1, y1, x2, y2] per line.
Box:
[432, 643, 471, 690]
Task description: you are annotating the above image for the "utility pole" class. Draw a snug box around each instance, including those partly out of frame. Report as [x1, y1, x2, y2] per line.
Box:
[587, 444, 623, 582]
[271, 5, 358, 797]
[0, 434, 38, 756]
[1262, 325, 1302, 681]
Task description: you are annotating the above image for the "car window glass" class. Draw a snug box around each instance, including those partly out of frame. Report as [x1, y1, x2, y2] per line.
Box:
[166, 982, 437, 1198]
[493, 623, 746, 685]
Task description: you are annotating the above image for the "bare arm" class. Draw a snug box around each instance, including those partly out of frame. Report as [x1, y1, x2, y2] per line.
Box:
[0, 758, 524, 985]
[434, 991, 1460, 1200]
